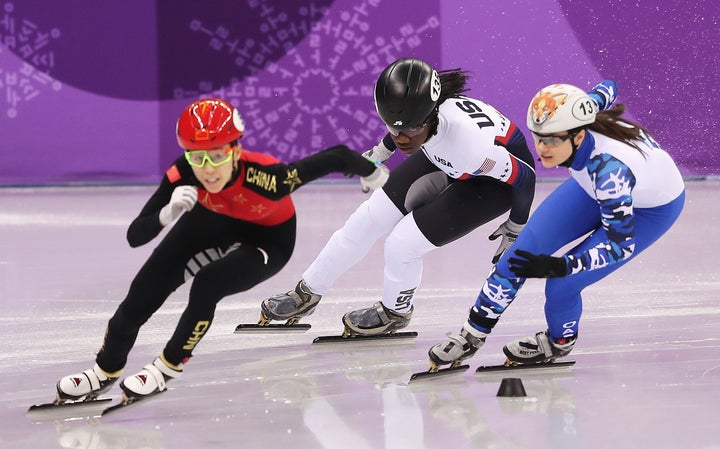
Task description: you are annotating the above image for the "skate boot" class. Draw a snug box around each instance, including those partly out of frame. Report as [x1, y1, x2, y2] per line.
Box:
[342, 301, 413, 336]
[260, 279, 322, 325]
[428, 323, 487, 371]
[56, 363, 121, 402]
[119, 355, 182, 401]
[503, 331, 576, 365]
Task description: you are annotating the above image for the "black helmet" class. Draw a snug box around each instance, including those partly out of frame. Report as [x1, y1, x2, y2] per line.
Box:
[374, 58, 441, 129]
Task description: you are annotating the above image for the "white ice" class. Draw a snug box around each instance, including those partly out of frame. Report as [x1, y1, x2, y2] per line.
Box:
[1, 181, 719, 449]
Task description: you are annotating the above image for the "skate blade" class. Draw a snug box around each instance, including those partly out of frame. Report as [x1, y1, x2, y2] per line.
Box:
[475, 359, 576, 374]
[409, 364, 470, 383]
[234, 323, 311, 333]
[102, 389, 166, 416]
[312, 331, 418, 344]
[27, 397, 113, 422]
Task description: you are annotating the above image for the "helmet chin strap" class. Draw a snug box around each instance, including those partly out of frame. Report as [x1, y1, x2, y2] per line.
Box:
[230, 146, 242, 182]
[559, 142, 578, 168]
[424, 109, 440, 142]
[558, 129, 582, 168]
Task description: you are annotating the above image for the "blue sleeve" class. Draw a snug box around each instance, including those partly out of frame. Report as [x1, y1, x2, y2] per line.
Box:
[565, 154, 637, 274]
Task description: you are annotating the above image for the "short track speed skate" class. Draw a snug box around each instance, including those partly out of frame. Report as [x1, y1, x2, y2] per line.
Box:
[27, 396, 113, 421]
[314, 302, 417, 343]
[473, 331, 577, 375]
[410, 323, 487, 381]
[234, 322, 311, 333]
[312, 330, 418, 344]
[475, 359, 576, 374]
[235, 280, 319, 333]
[28, 364, 119, 418]
[103, 356, 181, 416]
[101, 389, 166, 416]
[409, 363, 470, 383]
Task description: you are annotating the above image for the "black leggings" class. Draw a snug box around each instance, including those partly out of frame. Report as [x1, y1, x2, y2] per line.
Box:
[97, 207, 296, 371]
[383, 151, 514, 247]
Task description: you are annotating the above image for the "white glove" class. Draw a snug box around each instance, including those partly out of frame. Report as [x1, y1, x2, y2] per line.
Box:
[362, 142, 394, 163]
[360, 164, 390, 193]
[488, 219, 524, 264]
[159, 185, 198, 226]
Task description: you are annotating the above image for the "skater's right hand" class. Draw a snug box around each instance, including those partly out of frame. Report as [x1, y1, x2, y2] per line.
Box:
[360, 163, 390, 193]
[362, 142, 394, 164]
[508, 249, 568, 278]
[159, 185, 198, 226]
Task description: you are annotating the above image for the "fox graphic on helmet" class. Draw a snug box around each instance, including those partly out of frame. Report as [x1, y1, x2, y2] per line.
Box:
[529, 88, 568, 126]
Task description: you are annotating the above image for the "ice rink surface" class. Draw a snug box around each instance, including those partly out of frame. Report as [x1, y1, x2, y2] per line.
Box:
[1, 180, 718, 449]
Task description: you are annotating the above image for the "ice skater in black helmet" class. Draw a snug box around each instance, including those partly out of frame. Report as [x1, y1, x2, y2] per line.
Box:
[260, 58, 616, 336]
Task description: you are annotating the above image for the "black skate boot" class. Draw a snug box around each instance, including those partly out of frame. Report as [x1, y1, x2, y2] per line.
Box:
[503, 331, 576, 365]
[56, 364, 121, 402]
[428, 323, 488, 371]
[260, 280, 322, 325]
[342, 301, 413, 336]
[119, 355, 182, 401]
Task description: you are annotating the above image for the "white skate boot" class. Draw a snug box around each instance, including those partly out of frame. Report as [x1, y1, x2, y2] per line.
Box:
[428, 323, 487, 370]
[260, 279, 322, 325]
[56, 363, 121, 402]
[342, 301, 413, 336]
[503, 331, 576, 365]
[119, 356, 182, 401]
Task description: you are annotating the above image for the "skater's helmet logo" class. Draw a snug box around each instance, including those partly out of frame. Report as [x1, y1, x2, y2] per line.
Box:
[529, 89, 568, 126]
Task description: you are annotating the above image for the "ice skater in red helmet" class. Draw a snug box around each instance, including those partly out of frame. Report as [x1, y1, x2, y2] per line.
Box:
[51, 98, 388, 405]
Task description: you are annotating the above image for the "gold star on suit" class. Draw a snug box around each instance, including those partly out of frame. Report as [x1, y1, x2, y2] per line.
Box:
[283, 169, 302, 192]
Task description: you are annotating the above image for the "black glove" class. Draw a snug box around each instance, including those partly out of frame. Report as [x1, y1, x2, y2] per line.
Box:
[508, 249, 568, 278]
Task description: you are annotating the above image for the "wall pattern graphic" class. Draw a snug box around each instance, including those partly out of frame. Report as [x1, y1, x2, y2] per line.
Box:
[0, 0, 717, 185]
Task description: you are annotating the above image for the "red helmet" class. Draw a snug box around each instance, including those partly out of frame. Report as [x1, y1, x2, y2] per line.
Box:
[176, 98, 245, 150]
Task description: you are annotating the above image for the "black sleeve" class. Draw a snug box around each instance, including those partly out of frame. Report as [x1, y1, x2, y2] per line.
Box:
[508, 158, 536, 224]
[286, 144, 377, 185]
[126, 158, 196, 247]
[504, 128, 537, 224]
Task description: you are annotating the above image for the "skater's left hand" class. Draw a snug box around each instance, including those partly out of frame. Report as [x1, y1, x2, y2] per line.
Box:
[489, 219, 524, 263]
[508, 249, 568, 278]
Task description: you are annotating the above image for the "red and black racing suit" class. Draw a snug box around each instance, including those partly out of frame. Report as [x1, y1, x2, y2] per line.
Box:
[96, 145, 376, 371]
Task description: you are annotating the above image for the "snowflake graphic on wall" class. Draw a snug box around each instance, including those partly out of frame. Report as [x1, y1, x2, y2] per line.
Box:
[0, 2, 61, 118]
[177, 0, 439, 159]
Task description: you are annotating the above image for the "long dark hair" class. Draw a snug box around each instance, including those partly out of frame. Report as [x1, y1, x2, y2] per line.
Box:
[438, 68, 470, 101]
[426, 68, 470, 130]
[587, 104, 652, 153]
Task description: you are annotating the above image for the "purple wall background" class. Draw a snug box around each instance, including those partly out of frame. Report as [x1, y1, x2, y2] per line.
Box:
[0, 0, 717, 186]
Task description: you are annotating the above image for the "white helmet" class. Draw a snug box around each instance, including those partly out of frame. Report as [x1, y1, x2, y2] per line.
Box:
[527, 84, 596, 134]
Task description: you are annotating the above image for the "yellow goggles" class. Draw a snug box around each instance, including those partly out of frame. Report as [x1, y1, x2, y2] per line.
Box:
[185, 149, 233, 168]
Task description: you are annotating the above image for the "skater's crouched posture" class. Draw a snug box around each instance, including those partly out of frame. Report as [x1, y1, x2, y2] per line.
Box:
[427, 83, 685, 370]
[55, 98, 388, 403]
[260, 58, 616, 338]
[260, 58, 538, 336]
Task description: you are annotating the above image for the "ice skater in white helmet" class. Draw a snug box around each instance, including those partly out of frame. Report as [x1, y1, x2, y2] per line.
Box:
[427, 82, 685, 370]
